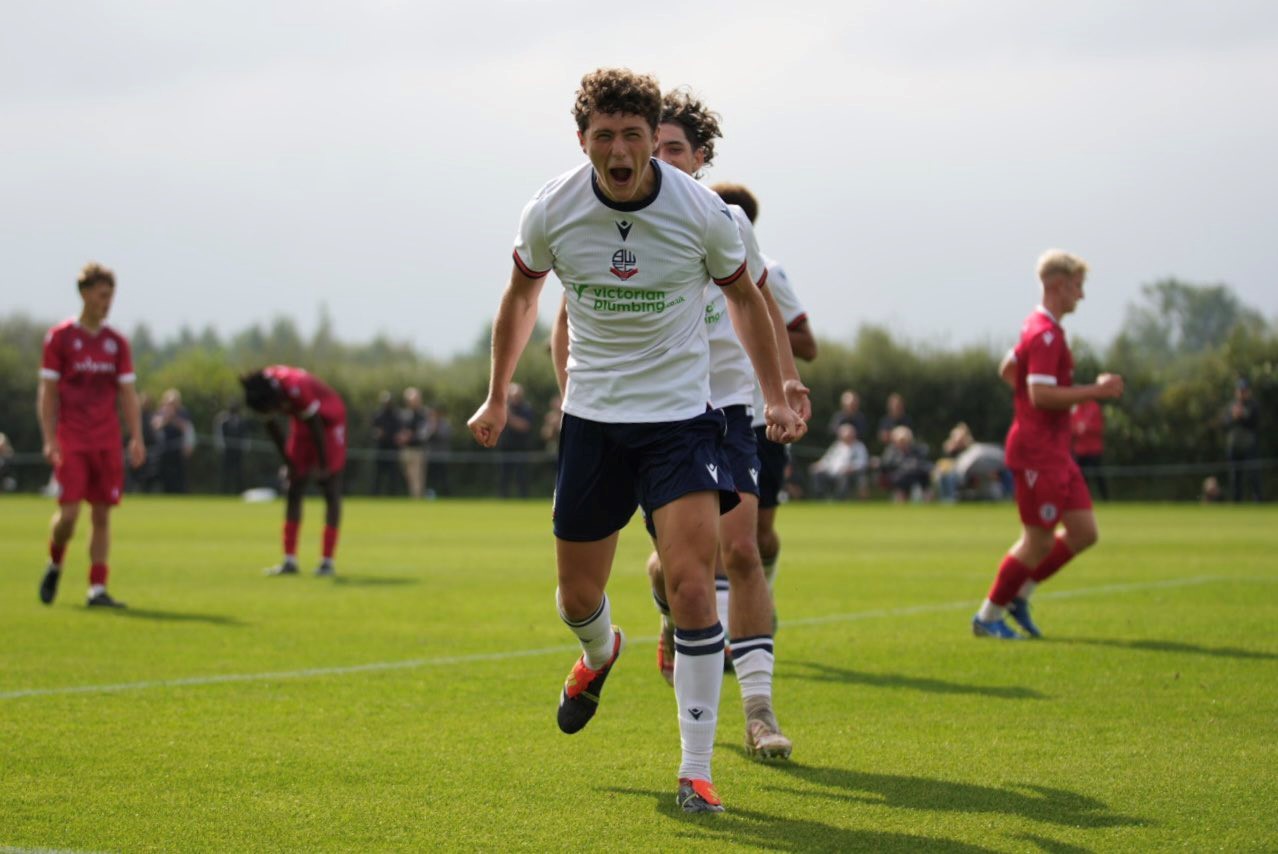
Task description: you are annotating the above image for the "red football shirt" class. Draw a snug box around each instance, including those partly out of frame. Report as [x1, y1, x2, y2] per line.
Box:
[1005, 307, 1074, 470]
[41, 320, 135, 452]
[263, 365, 346, 425]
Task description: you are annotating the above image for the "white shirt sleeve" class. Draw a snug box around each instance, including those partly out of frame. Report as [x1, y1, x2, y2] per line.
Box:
[513, 194, 553, 277]
[705, 200, 748, 285]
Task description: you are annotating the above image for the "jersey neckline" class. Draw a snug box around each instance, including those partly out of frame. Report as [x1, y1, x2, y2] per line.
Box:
[590, 158, 663, 212]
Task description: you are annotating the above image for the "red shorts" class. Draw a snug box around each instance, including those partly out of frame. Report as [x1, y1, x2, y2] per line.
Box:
[285, 418, 347, 477]
[1012, 462, 1093, 529]
[56, 447, 124, 506]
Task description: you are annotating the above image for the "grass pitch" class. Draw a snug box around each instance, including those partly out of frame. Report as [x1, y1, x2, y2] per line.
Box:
[1, 496, 1275, 852]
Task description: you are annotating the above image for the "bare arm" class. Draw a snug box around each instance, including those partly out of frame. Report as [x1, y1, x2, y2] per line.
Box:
[118, 383, 146, 468]
[722, 275, 805, 443]
[38, 378, 61, 467]
[761, 285, 811, 421]
[998, 350, 1016, 389]
[788, 318, 817, 362]
[1028, 374, 1124, 410]
[468, 265, 546, 448]
[551, 293, 569, 399]
[265, 419, 288, 460]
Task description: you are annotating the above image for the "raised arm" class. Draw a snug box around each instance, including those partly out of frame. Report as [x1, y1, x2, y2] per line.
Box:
[468, 265, 547, 448]
[1029, 373, 1124, 410]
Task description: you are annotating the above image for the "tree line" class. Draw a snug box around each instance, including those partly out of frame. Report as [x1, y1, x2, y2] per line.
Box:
[1, 280, 1273, 499]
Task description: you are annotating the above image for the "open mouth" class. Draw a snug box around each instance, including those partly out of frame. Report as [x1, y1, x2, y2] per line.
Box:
[609, 167, 634, 185]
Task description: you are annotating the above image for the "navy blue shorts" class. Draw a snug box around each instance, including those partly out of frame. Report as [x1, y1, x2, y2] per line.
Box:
[754, 425, 790, 510]
[554, 410, 740, 542]
[722, 405, 761, 499]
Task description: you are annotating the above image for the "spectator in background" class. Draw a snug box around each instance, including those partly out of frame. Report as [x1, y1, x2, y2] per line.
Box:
[398, 387, 430, 499]
[876, 392, 913, 450]
[880, 425, 932, 503]
[936, 422, 1008, 502]
[213, 400, 250, 494]
[1070, 398, 1109, 500]
[127, 392, 160, 493]
[426, 403, 452, 497]
[0, 432, 15, 492]
[369, 391, 402, 495]
[541, 394, 564, 455]
[827, 389, 869, 443]
[497, 382, 534, 498]
[1201, 475, 1223, 504]
[808, 423, 868, 500]
[152, 388, 194, 494]
[1223, 377, 1262, 502]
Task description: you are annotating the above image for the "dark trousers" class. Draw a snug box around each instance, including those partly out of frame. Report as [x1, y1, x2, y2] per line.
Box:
[1075, 454, 1109, 501]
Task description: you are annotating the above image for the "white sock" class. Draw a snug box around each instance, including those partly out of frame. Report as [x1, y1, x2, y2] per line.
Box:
[557, 589, 614, 670]
[731, 635, 774, 702]
[674, 623, 725, 782]
[89, 583, 106, 597]
[977, 599, 1005, 622]
[761, 552, 779, 587]
[715, 576, 731, 640]
[1017, 580, 1038, 601]
[283, 554, 298, 566]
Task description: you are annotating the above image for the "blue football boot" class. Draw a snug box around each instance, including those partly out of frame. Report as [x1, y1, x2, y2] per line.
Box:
[971, 615, 1021, 639]
[1006, 597, 1042, 638]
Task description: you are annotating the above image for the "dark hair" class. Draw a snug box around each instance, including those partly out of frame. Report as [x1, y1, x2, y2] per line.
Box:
[77, 262, 115, 291]
[710, 182, 759, 223]
[573, 68, 662, 133]
[240, 370, 279, 413]
[660, 88, 722, 167]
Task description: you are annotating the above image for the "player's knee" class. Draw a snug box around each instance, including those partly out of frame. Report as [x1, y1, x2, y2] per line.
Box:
[721, 532, 760, 577]
[1071, 525, 1099, 552]
[646, 551, 664, 587]
[665, 573, 714, 620]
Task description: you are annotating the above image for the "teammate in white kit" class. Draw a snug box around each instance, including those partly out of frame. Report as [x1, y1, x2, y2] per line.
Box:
[712, 183, 817, 614]
[468, 68, 806, 814]
[628, 88, 810, 761]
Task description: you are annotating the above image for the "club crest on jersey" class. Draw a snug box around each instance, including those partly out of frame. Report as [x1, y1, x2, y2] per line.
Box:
[610, 249, 638, 281]
[615, 220, 633, 241]
[103, 338, 118, 355]
[1039, 503, 1058, 523]
[1043, 331, 1055, 345]
[72, 338, 83, 351]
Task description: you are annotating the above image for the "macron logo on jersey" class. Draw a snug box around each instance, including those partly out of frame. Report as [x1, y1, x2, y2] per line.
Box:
[706, 463, 719, 483]
[615, 220, 633, 241]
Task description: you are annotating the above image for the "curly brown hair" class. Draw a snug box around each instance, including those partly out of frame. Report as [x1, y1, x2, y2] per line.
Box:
[77, 262, 115, 291]
[710, 182, 759, 224]
[572, 68, 662, 133]
[660, 88, 722, 168]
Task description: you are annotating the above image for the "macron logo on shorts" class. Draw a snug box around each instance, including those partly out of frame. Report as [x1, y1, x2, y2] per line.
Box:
[705, 463, 719, 483]
[749, 467, 759, 486]
[1026, 470, 1038, 487]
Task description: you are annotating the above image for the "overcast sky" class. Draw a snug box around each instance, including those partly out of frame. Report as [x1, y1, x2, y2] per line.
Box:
[3, 0, 1276, 358]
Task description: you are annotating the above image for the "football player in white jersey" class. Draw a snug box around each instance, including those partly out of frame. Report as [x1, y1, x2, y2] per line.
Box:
[638, 88, 810, 761]
[712, 183, 817, 617]
[468, 68, 806, 815]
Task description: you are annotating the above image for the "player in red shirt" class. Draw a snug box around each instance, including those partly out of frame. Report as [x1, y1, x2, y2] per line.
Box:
[1070, 398, 1109, 500]
[38, 263, 146, 608]
[240, 366, 347, 576]
[972, 250, 1125, 638]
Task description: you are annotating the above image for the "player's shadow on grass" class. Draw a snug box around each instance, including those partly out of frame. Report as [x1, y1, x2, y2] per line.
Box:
[1049, 636, 1277, 661]
[604, 786, 998, 853]
[737, 755, 1145, 830]
[99, 608, 246, 626]
[330, 575, 419, 587]
[787, 661, 1047, 700]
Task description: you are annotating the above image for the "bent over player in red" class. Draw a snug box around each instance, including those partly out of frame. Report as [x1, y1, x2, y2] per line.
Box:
[38, 263, 146, 608]
[241, 366, 347, 577]
[972, 250, 1125, 638]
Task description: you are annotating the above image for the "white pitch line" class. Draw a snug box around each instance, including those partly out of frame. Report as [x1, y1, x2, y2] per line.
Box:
[0, 574, 1230, 702]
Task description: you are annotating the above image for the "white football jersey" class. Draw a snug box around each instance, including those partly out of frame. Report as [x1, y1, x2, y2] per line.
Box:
[515, 159, 748, 423]
[705, 205, 767, 409]
[752, 256, 809, 428]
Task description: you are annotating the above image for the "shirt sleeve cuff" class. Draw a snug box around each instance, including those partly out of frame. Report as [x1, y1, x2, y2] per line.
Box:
[118, 373, 137, 384]
[39, 368, 60, 380]
[1027, 374, 1058, 386]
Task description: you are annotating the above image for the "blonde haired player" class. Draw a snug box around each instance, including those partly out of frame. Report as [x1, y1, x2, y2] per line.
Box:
[973, 250, 1124, 638]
